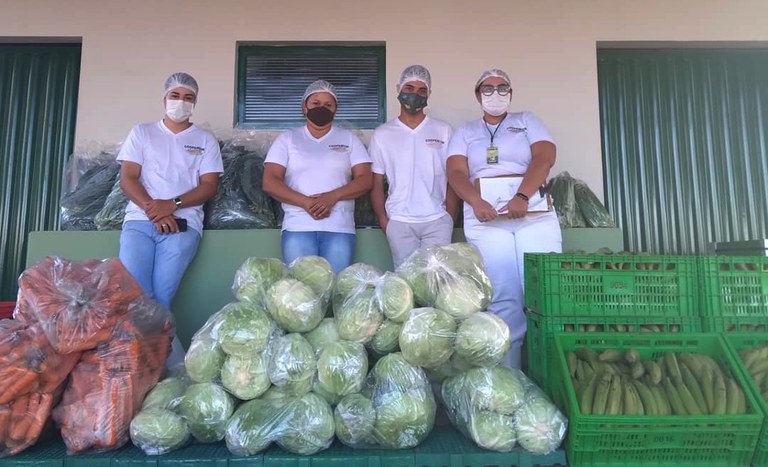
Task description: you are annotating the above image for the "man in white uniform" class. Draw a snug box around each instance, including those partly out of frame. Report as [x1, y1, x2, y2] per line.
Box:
[118, 72, 223, 366]
[370, 65, 457, 268]
[263, 80, 372, 273]
[447, 68, 562, 369]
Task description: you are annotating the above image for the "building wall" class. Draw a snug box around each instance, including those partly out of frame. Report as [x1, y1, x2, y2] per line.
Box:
[1, 0, 767, 198]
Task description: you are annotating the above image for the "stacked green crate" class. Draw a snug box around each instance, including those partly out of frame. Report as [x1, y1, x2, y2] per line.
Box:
[724, 334, 768, 467]
[524, 253, 700, 393]
[699, 256, 768, 333]
[554, 333, 763, 466]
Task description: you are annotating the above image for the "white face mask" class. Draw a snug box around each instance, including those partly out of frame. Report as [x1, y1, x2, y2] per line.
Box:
[165, 99, 195, 122]
[481, 93, 510, 117]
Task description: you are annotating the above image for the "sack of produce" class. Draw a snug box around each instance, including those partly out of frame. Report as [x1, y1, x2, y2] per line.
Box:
[53, 296, 174, 454]
[547, 171, 586, 229]
[335, 353, 436, 449]
[94, 175, 128, 230]
[60, 149, 119, 231]
[573, 178, 616, 228]
[441, 366, 567, 454]
[16, 256, 144, 354]
[396, 243, 491, 315]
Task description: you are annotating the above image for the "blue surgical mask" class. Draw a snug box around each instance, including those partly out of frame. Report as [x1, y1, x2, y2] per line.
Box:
[398, 92, 428, 115]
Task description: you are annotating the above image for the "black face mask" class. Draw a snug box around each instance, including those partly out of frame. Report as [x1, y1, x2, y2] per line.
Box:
[398, 91, 428, 115]
[306, 106, 335, 126]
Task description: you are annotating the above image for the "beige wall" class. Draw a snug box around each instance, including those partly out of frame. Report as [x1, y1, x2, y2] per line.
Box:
[2, 0, 767, 199]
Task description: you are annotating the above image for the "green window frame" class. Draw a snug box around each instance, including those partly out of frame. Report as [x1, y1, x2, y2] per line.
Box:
[236, 44, 386, 129]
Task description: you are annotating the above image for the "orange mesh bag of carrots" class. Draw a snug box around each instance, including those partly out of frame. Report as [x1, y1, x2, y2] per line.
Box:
[0, 320, 81, 406]
[17, 256, 144, 354]
[53, 296, 174, 454]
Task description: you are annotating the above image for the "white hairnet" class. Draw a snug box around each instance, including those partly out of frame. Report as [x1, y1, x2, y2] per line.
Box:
[398, 65, 431, 92]
[303, 79, 337, 104]
[474, 68, 511, 91]
[164, 72, 199, 97]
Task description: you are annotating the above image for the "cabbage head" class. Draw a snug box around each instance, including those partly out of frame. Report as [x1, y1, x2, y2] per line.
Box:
[334, 394, 376, 446]
[316, 341, 368, 398]
[434, 276, 484, 320]
[177, 382, 235, 443]
[185, 338, 225, 383]
[333, 263, 381, 303]
[288, 255, 335, 301]
[266, 278, 324, 333]
[142, 377, 186, 410]
[454, 312, 511, 367]
[232, 257, 287, 304]
[468, 410, 517, 452]
[334, 288, 383, 344]
[377, 273, 413, 323]
[513, 396, 567, 455]
[221, 353, 271, 400]
[267, 333, 316, 395]
[399, 307, 456, 368]
[277, 393, 335, 455]
[442, 242, 484, 267]
[396, 247, 443, 306]
[303, 317, 340, 354]
[463, 367, 525, 415]
[367, 352, 430, 394]
[225, 398, 285, 456]
[372, 391, 435, 449]
[130, 407, 190, 455]
[368, 320, 402, 356]
[216, 301, 273, 356]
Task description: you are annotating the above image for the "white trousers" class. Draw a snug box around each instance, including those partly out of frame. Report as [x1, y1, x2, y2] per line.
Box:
[464, 211, 562, 369]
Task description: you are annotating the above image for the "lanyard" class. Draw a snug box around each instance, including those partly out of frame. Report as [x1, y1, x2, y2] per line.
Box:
[484, 121, 502, 146]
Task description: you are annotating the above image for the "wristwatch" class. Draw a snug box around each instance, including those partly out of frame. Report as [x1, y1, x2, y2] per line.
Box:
[173, 197, 183, 210]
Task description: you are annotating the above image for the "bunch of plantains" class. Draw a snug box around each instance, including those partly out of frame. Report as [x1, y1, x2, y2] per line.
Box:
[738, 345, 768, 403]
[566, 348, 748, 415]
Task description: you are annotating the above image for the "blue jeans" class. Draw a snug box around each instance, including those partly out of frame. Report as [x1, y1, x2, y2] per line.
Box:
[119, 221, 201, 309]
[282, 231, 355, 274]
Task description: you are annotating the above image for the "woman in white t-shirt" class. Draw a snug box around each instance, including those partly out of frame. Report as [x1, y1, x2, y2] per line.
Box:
[446, 69, 562, 369]
[263, 80, 373, 273]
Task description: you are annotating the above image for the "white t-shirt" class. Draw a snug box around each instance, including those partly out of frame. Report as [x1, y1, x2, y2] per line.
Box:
[117, 120, 223, 234]
[369, 116, 453, 223]
[447, 111, 554, 220]
[265, 125, 371, 234]
[447, 111, 554, 182]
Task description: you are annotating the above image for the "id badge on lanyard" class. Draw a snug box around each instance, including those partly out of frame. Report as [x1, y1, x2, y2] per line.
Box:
[484, 121, 502, 165]
[486, 146, 499, 164]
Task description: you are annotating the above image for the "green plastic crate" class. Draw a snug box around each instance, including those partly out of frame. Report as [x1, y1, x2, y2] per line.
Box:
[525, 310, 702, 396]
[699, 256, 768, 328]
[524, 253, 699, 317]
[553, 332, 764, 467]
[724, 334, 768, 467]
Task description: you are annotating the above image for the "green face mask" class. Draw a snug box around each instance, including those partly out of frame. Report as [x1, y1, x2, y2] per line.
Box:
[398, 92, 428, 115]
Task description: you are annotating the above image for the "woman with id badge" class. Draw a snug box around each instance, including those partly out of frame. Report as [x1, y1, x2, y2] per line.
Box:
[446, 68, 562, 369]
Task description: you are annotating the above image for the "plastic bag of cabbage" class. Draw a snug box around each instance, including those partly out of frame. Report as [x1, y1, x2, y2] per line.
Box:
[226, 392, 335, 456]
[396, 243, 492, 317]
[130, 372, 236, 455]
[332, 263, 413, 348]
[334, 353, 436, 449]
[441, 366, 567, 455]
[184, 300, 278, 394]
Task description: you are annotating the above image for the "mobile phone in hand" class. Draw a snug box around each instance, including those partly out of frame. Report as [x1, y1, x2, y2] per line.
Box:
[175, 218, 188, 232]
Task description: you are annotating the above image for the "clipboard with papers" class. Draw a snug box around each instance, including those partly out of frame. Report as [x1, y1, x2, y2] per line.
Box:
[474, 175, 552, 213]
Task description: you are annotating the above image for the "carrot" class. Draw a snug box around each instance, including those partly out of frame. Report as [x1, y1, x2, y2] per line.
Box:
[9, 392, 39, 442]
[0, 405, 10, 445]
[0, 369, 38, 405]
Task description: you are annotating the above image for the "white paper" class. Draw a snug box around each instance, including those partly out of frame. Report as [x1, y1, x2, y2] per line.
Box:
[477, 177, 550, 212]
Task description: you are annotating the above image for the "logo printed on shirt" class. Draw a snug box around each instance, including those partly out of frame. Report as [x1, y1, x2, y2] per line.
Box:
[424, 138, 445, 149]
[184, 145, 205, 156]
[328, 144, 350, 153]
[506, 126, 526, 133]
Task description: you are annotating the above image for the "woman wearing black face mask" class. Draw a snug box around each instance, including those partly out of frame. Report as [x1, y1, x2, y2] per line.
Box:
[263, 80, 373, 274]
